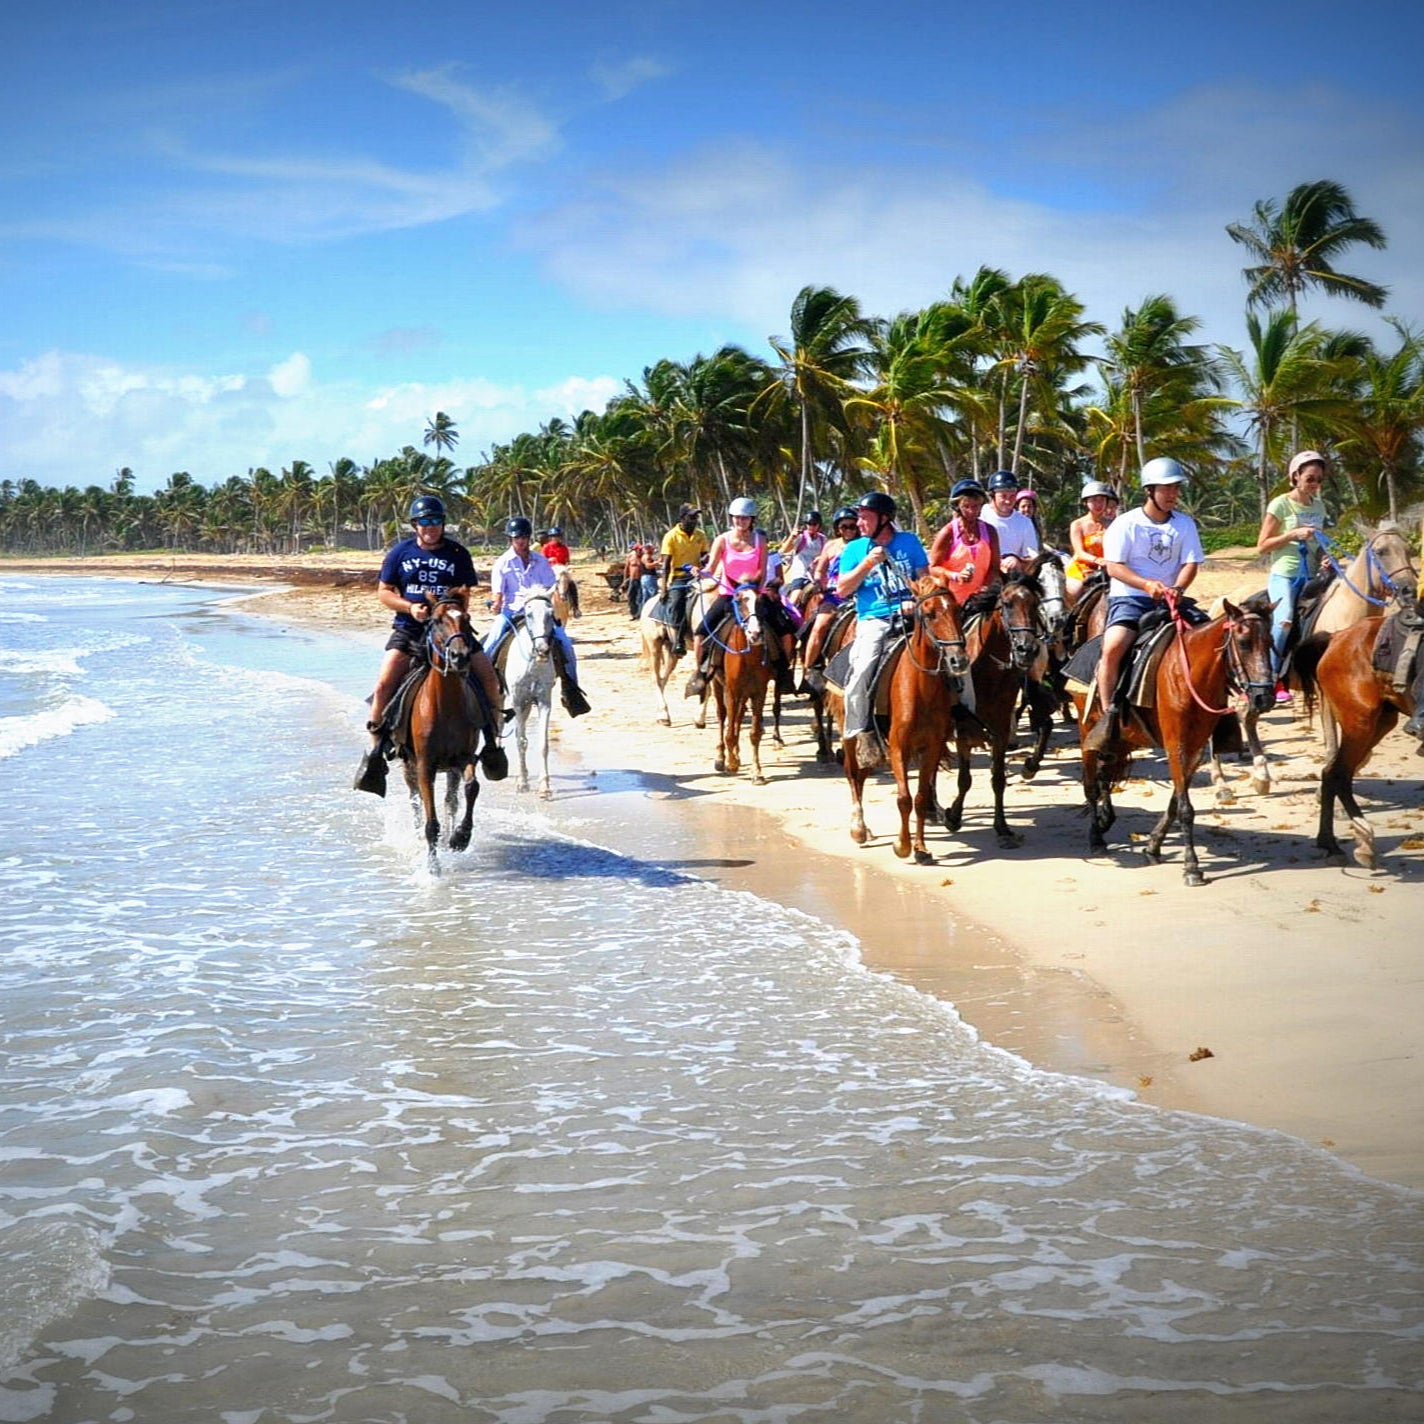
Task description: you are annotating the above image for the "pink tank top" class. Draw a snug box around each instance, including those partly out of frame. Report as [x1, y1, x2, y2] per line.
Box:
[719, 535, 764, 593]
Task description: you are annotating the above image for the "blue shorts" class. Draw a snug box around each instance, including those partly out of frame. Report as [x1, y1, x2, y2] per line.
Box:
[1105, 593, 1158, 630]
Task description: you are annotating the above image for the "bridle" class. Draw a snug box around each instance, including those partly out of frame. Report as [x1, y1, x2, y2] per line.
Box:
[1313, 529, 1418, 609]
[991, 579, 1042, 671]
[905, 585, 969, 681]
[516, 592, 556, 661]
[425, 600, 473, 676]
[1164, 591, 1273, 714]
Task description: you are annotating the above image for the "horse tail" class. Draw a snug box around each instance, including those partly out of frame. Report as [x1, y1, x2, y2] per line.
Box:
[1293, 629, 1329, 718]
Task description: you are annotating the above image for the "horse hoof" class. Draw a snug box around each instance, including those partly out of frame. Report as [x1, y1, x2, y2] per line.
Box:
[714, 758, 726, 773]
[449, 834, 470, 853]
[914, 849, 934, 866]
[539, 787, 553, 801]
[657, 716, 671, 727]
[753, 774, 767, 786]
[1251, 777, 1270, 796]
[1184, 870, 1206, 887]
[998, 832, 1024, 849]
[850, 826, 868, 846]
[892, 842, 910, 859]
[942, 813, 961, 833]
[1021, 765, 1039, 782]
[1214, 786, 1237, 807]
[1143, 845, 1163, 863]
[1352, 847, 1377, 871]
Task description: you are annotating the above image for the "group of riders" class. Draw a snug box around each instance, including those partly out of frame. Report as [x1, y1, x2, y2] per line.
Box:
[354, 445, 1338, 794]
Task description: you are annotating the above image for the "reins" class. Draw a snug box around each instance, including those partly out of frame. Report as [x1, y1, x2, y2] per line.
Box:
[904, 588, 968, 678]
[425, 602, 473, 676]
[1163, 590, 1262, 716]
[1312, 530, 1416, 608]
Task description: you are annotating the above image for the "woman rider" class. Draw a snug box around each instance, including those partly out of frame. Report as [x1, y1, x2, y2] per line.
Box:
[1065, 480, 1116, 598]
[1256, 450, 1328, 692]
[928, 479, 1001, 603]
[685, 497, 796, 697]
[800, 506, 861, 694]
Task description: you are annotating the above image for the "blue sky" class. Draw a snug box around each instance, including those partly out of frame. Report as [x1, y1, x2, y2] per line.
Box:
[3, 0, 1421, 493]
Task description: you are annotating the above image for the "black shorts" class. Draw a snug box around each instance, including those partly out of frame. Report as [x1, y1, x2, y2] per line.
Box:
[384, 624, 425, 656]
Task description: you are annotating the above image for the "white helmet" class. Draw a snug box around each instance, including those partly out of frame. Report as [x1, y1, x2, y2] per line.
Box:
[728, 496, 758, 519]
[1139, 456, 1188, 487]
[1080, 479, 1116, 501]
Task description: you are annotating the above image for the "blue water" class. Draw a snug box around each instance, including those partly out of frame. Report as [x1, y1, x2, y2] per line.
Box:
[0, 575, 1421, 1423]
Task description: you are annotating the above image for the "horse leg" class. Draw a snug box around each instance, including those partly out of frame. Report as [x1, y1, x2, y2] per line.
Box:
[514, 702, 531, 793]
[694, 683, 709, 731]
[725, 683, 744, 776]
[653, 643, 673, 726]
[536, 697, 553, 800]
[912, 738, 941, 864]
[749, 687, 766, 785]
[449, 763, 479, 852]
[713, 683, 728, 774]
[890, 736, 913, 860]
[1143, 788, 1179, 862]
[443, 767, 459, 839]
[843, 741, 870, 844]
[415, 761, 441, 873]
[1022, 681, 1055, 781]
[1082, 752, 1116, 854]
[943, 736, 971, 834]
[771, 684, 784, 747]
[990, 738, 1022, 848]
[1322, 706, 1395, 869]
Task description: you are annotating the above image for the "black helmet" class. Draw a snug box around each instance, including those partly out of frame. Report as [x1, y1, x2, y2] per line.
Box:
[506, 516, 533, 539]
[950, 478, 987, 502]
[856, 490, 896, 519]
[410, 494, 446, 522]
[986, 470, 1018, 493]
[805, 508, 823, 525]
[832, 505, 859, 526]
[547, 525, 562, 537]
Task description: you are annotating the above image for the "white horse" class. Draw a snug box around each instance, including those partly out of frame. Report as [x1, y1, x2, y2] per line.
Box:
[504, 590, 558, 799]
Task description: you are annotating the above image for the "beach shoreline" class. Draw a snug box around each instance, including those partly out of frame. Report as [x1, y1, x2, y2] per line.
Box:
[9, 548, 1423, 1190]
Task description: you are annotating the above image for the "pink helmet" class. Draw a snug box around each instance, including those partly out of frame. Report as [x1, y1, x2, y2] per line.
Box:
[1015, 488, 1038, 504]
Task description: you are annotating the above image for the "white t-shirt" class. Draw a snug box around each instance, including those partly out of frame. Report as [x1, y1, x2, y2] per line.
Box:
[981, 507, 1039, 561]
[787, 530, 827, 582]
[1102, 507, 1205, 597]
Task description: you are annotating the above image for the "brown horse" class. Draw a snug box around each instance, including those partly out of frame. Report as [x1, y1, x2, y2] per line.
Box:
[1073, 598, 1275, 886]
[940, 574, 1044, 849]
[400, 595, 486, 873]
[710, 586, 772, 782]
[1298, 609, 1424, 869]
[886, 571, 971, 862]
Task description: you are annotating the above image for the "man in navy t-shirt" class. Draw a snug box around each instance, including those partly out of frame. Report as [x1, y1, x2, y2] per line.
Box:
[354, 495, 504, 793]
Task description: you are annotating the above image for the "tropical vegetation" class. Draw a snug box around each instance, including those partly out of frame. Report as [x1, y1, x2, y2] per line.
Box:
[4, 179, 1418, 558]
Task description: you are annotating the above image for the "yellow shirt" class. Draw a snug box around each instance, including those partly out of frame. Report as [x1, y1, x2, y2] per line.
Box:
[660, 525, 709, 583]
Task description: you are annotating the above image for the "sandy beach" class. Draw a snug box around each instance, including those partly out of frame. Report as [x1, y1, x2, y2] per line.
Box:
[10, 547, 1423, 1190]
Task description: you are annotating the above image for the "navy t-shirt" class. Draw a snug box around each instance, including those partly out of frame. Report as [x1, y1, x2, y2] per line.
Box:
[378, 537, 478, 630]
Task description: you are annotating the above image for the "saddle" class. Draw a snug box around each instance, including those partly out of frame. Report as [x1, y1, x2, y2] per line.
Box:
[1062, 604, 1201, 711]
[1372, 608, 1424, 694]
[824, 624, 908, 718]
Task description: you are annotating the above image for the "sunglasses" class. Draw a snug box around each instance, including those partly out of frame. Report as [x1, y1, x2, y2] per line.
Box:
[414, 517, 444, 527]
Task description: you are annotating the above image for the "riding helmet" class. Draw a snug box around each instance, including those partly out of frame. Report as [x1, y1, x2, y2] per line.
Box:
[728, 496, 758, 519]
[1015, 488, 1038, 505]
[506, 515, 534, 538]
[1080, 479, 1116, 502]
[805, 509, 823, 525]
[547, 525, 562, 537]
[950, 478, 986, 503]
[410, 494, 446, 522]
[832, 504, 859, 525]
[1139, 456, 1188, 486]
[856, 490, 897, 519]
[986, 470, 1018, 494]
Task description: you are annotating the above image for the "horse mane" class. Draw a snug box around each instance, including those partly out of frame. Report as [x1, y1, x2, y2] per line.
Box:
[1003, 568, 1043, 597]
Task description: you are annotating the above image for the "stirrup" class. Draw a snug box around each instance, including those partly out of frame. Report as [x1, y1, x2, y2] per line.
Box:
[479, 740, 509, 781]
[561, 679, 592, 717]
[353, 749, 388, 797]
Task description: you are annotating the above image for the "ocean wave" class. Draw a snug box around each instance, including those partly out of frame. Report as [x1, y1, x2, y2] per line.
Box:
[0, 1220, 110, 1375]
[0, 694, 114, 759]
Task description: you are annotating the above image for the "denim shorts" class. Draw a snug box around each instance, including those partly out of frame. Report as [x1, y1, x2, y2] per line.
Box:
[1104, 593, 1158, 630]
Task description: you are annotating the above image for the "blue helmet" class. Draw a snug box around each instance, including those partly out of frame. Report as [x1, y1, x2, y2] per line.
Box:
[951, 478, 986, 502]
[547, 525, 563, 537]
[986, 470, 1018, 494]
[410, 494, 446, 522]
[506, 516, 533, 539]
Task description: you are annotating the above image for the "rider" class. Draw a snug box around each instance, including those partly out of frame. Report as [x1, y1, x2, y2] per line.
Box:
[1015, 488, 1045, 549]
[780, 510, 827, 598]
[541, 526, 571, 566]
[354, 494, 504, 793]
[1085, 456, 1205, 753]
[685, 496, 796, 698]
[836, 489, 929, 766]
[1065, 480, 1116, 596]
[981, 470, 1040, 574]
[657, 503, 709, 655]
[486, 516, 591, 717]
[800, 506, 860, 692]
[929, 479, 1002, 601]
[1256, 450, 1328, 689]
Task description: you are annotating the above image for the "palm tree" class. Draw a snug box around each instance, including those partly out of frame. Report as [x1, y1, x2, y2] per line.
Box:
[424, 411, 459, 458]
[1335, 321, 1424, 523]
[1227, 180, 1388, 319]
[1220, 312, 1357, 516]
[765, 285, 876, 521]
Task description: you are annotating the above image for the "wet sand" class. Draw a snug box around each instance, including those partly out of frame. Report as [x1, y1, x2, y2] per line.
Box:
[10, 548, 1423, 1188]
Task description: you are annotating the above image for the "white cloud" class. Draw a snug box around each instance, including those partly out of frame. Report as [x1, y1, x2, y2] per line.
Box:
[589, 54, 673, 101]
[520, 83, 1423, 363]
[0, 351, 620, 491]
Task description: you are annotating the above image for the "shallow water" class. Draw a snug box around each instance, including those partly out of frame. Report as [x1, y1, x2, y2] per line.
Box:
[1, 577, 1421, 1423]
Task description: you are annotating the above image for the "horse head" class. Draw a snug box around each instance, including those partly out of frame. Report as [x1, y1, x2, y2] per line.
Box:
[428, 595, 474, 675]
[732, 584, 763, 646]
[998, 573, 1043, 671]
[1028, 550, 1069, 643]
[1221, 598, 1276, 713]
[555, 566, 581, 620]
[912, 570, 969, 682]
[521, 591, 556, 660]
[1367, 527, 1419, 610]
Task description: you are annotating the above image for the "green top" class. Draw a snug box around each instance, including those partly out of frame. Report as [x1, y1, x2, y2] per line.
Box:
[1266, 491, 1326, 579]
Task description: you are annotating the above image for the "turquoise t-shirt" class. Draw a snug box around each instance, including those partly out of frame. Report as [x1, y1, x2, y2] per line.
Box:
[841, 531, 929, 619]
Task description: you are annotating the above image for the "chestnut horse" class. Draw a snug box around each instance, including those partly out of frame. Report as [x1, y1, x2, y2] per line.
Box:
[1298, 609, 1424, 869]
[401, 595, 486, 873]
[886, 570, 971, 862]
[1073, 596, 1275, 886]
[710, 586, 772, 782]
[940, 574, 1044, 849]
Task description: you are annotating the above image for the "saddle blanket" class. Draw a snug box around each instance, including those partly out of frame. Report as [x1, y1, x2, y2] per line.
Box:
[1062, 617, 1177, 709]
[1372, 611, 1424, 693]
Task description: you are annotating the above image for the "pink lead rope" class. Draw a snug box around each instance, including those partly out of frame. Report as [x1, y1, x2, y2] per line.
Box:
[1164, 588, 1235, 716]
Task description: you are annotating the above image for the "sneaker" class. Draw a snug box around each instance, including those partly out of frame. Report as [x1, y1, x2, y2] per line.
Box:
[1274, 683, 1292, 705]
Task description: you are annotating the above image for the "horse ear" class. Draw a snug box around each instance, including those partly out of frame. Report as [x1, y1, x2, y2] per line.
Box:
[1222, 599, 1241, 618]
